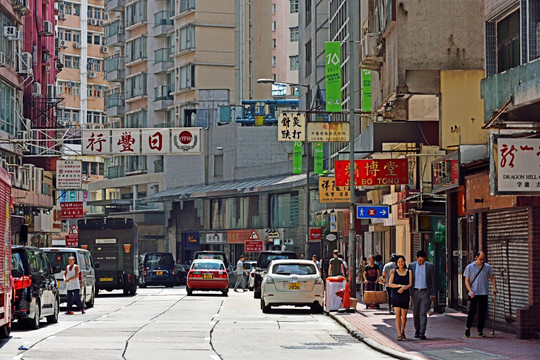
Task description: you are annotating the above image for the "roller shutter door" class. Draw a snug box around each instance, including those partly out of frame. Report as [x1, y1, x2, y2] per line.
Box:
[486, 208, 529, 325]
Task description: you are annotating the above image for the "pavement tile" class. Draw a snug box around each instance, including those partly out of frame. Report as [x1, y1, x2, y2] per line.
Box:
[330, 302, 540, 360]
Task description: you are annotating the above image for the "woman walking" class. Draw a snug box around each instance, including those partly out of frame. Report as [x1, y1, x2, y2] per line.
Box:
[388, 255, 412, 341]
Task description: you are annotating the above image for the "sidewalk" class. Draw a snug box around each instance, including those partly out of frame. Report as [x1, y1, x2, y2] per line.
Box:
[328, 302, 540, 360]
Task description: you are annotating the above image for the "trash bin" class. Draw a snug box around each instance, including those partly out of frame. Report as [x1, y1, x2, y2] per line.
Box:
[325, 276, 346, 311]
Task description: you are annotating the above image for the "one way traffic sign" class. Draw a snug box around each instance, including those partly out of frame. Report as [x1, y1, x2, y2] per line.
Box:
[356, 205, 389, 219]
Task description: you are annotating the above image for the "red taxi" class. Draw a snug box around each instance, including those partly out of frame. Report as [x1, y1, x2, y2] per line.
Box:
[186, 259, 229, 296]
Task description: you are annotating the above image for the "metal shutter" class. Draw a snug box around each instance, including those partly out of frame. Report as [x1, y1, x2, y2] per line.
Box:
[486, 208, 529, 325]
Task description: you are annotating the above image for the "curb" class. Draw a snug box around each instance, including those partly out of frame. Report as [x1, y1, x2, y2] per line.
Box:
[327, 311, 425, 360]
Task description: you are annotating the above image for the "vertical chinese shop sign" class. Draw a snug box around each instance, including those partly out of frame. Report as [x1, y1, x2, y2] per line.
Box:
[325, 42, 342, 112]
[293, 141, 303, 174]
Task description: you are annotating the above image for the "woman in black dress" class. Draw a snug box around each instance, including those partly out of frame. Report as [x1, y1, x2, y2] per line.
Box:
[388, 255, 412, 341]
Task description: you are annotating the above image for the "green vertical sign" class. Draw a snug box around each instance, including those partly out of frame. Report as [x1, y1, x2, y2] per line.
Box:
[293, 141, 303, 174]
[325, 42, 342, 112]
[314, 142, 324, 175]
[361, 68, 372, 112]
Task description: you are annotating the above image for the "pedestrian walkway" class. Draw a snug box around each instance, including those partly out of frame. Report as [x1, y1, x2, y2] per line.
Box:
[329, 302, 540, 360]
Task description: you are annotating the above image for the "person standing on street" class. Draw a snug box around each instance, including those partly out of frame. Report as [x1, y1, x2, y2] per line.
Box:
[64, 256, 85, 315]
[408, 250, 436, 340]
[389, 255, 412, 341]
[383, 253, 398, 314]
[233, 255, 248, 292]
[312, 254, 322, 273]
[338, 253, 348, 277]
[464, 251, 498, 338]
[328, 249, 345, 277]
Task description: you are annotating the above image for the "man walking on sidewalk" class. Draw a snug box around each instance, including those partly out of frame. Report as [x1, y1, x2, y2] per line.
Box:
[409, 250, 436, 340]
[233, 255, 248, 292]
[464, 251, 498, 338]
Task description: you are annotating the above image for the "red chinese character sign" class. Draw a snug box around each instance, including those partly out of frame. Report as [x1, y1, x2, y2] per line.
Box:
[142, 129, 169, 154]
[60, 202, 84, 219]
[112, 129, 140, 154]
[334, 159, 409, 187]
[494, 138, 540, 194]
[83, 130, 111, 155]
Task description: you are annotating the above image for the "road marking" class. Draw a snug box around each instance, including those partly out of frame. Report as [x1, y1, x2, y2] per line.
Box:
[209, 355, 220, 360]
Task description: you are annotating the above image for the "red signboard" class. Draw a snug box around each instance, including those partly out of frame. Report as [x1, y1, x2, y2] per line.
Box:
[60, 202, 84, 219]
[66, 233, 78, 247]
[244, 240, 263, 253]
[334, 159, 409, 186]
[309, 228, 322, 241]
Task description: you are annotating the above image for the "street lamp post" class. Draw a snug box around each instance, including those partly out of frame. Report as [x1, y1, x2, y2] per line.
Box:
[257, 78, 311, 257]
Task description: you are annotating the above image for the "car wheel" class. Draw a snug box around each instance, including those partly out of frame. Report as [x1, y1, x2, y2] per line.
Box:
[261, 298, 271, 313]
[311, 302, 323, 314]
[128, 284, 137, 296]
[186, 287, 192, 296]
[47, 297, 59, 324]
[87, 288, 95, 308]
[27, 301, 40, 330]
[0, 323, 11, 339]
[222, 288, 228, 297]
[254, 289, 261, 299]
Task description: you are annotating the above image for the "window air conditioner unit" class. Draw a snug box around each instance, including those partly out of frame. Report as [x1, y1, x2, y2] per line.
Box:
[361, 33, 378, 62]
[19, 52, 32, 74]
[99, 20, 104, 26]
[74, 42, 82, 49]
[0, 52, 5, 67]
[3, 26, 17, 39]
[92, 19, 98, 26]
[32, 82, 41, 96]
[43, 21, 53, 35]
[88, 71, 97, 79]
[101, 46, 109, 54]
[58, 12, 66, 20]
[59, 39, 67, 48]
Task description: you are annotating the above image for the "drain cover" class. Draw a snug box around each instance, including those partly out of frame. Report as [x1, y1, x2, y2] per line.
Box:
[421, 348, 505, 360]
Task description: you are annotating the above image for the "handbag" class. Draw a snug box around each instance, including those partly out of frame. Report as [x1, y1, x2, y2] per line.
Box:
[467, 263, 485, 301]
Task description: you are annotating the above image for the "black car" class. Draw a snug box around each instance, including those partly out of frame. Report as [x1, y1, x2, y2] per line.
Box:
[138, 253, 176, 288]
[253, 251, 298, 299]
[12, 246, 61, 329]
[174, 263, 189, 285]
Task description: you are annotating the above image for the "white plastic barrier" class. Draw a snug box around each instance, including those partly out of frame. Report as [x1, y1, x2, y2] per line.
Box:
[325, 276, 346, 311]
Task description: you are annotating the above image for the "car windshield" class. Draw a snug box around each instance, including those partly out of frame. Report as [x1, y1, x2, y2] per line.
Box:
[258, 253, 297, 268]
[146, 253, 174, 266]
[271, 263, 317, 275]
[12, 252, 25, 277]
[45, 251, 77, 270]
[192, 262, 224, 270]
[196, 253, 226, 263]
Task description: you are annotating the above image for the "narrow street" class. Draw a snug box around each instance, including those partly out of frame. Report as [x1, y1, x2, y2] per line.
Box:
[0, 287, 393, 360]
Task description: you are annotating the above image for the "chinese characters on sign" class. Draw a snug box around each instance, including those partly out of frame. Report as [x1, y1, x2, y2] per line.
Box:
[432, 157, 459, 191]
[334, 159, 409, 186]
[318, 177, 350, 203]
[306, 122, 349, 142]
[495, 138, 540, 193]
[56, 160, 82, 190]
[82, 128, 201, 155]
[278, 113, 305, 141]
[244, 240, 263, 253]
[60, 202, 84, 219]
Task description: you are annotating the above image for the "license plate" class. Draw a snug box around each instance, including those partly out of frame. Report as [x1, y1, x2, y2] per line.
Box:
[288, 282, 300, 290]
[100, 277, 114, 282]
[203, 274, 213, 280]
[156, 271, 163, 275]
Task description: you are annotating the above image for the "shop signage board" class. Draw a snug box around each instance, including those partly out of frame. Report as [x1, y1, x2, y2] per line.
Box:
[56, 160, 82, 190]
[245, 240, 263, 253]
[203, 233, 225, 244]
[325, 41, 342, 112]
[432, 152, 459, 193]
[334, 159, 409, 186]
[493, 137, 540, 194]
[309, 228, 322, 241]
[306, 122, 349, 142]
[82, 128, 201, 155]
[60, 202, 83, 219]
[278, 113, 305, 141]
[362, 69, 372, 112]
[319, 177, 349, 203]
[356, 205, 390, 219]
[66, 233, 78, 247]
[293, 141, 303, 174]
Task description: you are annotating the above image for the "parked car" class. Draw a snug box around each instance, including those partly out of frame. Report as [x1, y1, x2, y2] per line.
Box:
[186, 259, 229, 296]
[43, 247, 98, 307]
[192, 251, 229, 269]
[253, 251, 298, 299]
[138, 252, 176, 288]
[228, 260, 256, 288]
[11, 246, 61, 329]
[260, 259, 324, 313]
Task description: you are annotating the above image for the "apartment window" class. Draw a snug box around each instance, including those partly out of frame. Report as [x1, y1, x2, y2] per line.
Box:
[73, 30, 81, 43]
[214, 154, 223, 179]
[125, 110, 147, 128]
[0, 80, 16, 135]
[125, 36, 147, 63]
[272, 3, 276, 14]
[272, 56, 276, 66]
[73, 56, 80, 69]
[65, 3, 72, 15]
[305, 40, 312, 75]
[176, 64, 194, 89]
[73, 4, 80, 16]
[126, 0, 148, 27]
[179, 0, 195, 14]
[64, 29, 72, 41]
[94, 8, 102, 20]
[58, 81, 81, 96]
[305, 0, 311, 25]
[270, 192, 299, 227]
[178, 26, 195, 51]
[290, 55, 299, 70]
[272, 21, 277, 31]
[88, 58, 102, 72]
[497, 11, 520, 73]
[290, 27, 299, 42]
[88, 84, 106, 98]
[64, 55, 72, 68]
[290, 0, 298, 13]
[273, 38, 276, 48]
[125, 73, 147, 99]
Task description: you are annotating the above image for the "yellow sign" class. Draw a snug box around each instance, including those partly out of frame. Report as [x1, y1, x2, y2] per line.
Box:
[307, 122, 349, 142]
[319, 177, 350, 203]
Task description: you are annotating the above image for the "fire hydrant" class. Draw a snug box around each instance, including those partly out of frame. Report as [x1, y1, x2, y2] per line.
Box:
[335, 282, 352, 310]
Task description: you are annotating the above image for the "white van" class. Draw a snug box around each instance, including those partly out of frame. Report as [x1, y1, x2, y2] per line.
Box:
[42, 247, 99, 308]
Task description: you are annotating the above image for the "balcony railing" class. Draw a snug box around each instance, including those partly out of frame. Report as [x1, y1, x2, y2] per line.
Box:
[154, 10, 173, 26]
[106, 93, 125, 109]
[154, 85, 173, 101]
[154, 48, 172, 64]
[105, 165, 124, 179]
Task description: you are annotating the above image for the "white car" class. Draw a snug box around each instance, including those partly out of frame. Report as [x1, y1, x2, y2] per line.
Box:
[260, 259, 324, 313]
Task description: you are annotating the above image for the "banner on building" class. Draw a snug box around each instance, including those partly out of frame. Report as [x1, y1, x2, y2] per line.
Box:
[56, 160, 82, 190]
[278, 113, 306, 141]
[306, 122, 349, 142]
[293, 141, 303, 174]
[325, 41, 342, 112]
[361, 69, 372, 112]
[82, 128, 201, 155]
[313, 142, 324, 174]
[335, 159, 409, 186]
[60, 202, 83, 219]
[319, 177, 349, 203]
[493, 137, 540, 194]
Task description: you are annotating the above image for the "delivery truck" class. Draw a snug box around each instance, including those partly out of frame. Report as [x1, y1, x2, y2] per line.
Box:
[78, 218, 138, 296]
[0, 167, 12, 338]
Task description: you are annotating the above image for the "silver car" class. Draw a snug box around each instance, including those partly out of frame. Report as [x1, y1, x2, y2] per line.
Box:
[260, 259, 324, 313]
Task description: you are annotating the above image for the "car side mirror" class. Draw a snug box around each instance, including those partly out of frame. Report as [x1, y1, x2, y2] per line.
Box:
[53, 266, 62, 274]
[94, 262, 100, 269]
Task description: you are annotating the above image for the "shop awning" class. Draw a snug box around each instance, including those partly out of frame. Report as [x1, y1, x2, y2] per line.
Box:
[142, 174, 307, 203]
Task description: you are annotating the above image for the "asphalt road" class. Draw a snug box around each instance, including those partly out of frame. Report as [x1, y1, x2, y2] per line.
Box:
[0, 287, 394, 359]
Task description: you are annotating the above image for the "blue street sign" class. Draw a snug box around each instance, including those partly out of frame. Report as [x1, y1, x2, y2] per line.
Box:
[356, 205, 389, 219]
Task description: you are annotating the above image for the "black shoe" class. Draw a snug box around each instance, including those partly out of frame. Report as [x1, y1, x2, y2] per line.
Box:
[419, 334, 427, 340]
[234, 289, 238, 292]
[478, 332, 486, 338]
[414, 333, 420, 338]
[465, 328, 470, 337]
